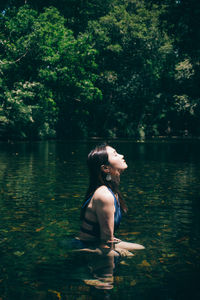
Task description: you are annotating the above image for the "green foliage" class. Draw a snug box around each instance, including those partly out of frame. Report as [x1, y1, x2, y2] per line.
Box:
[0, 5, 101, 139]
[0, 0, 199, 139]
[87, 1, 175, 137]
[3, 81, 57, 138]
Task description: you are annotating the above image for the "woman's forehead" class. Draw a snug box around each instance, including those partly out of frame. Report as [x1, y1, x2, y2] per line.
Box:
[106, 146, 116, 153]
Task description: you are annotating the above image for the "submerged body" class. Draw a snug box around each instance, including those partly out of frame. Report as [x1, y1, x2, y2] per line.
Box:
[76, 145, 144, 256]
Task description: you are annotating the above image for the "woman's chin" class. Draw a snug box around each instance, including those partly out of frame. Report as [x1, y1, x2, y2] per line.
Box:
[119, 165, 128, 172]
[123, 163, 128, 169]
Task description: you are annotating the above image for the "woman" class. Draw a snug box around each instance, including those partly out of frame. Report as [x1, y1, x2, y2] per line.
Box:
[76, 144, 144, 256]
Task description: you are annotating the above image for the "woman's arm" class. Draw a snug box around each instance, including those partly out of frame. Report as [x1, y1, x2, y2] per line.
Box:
[94, 187, 115, 253]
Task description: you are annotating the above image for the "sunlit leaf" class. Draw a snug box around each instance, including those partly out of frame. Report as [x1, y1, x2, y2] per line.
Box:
[15, 210, 26, 214]
[68, 207, 79, 211]
[36, 226, 44, 232]
[139, 260, 151, 267]
[115, 276, 123, 283]
[56, 221, 69, 228]
[11, 227, 21, 231]
[120, 260, 129, 266]
[138, 191, 144, 194]
[49, 220, 57, 225]
[130, 280, 137, 286]
[119, 231, 140, 236]
[14, 251, 25, 256]
[162, 228, 172, 232]
[162, 253, 176, 258]
[48, 290, 61, 300]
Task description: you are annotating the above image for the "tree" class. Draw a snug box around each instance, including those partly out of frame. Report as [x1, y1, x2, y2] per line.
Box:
[0, 0, 114, 34]
[87, 1, 174, 137]
[0, 5, 101, 139]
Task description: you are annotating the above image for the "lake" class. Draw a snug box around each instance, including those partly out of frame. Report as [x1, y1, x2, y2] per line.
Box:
[0, 140, 200, 299]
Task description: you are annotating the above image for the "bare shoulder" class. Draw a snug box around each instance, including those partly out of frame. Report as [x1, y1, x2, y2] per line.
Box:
[93, 185, 114, 204]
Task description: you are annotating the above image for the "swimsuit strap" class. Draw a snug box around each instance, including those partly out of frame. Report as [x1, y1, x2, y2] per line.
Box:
[107, 187, 119, 209]
[107, 187, 122, 230]
[82, 195, 93, 209]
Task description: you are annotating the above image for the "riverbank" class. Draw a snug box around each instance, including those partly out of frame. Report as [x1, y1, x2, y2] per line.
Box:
[1, 134, 200, 143]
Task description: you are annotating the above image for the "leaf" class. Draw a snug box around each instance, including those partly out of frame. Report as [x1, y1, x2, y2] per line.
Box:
[68, 207, 79, 211]
[36, 226, 44, 232]
[166, 253, 176, 258]
[14, 251, 25, 256]
[138, 190, 144, 194]
[119, 231, 140, 236]
[48, 290, 61, 300]
[162, 228, 172, 232]
[130, 280, 137, 286]
[11, 227, 21, 232]
[120, 260, 129, 266]
[73, 194, 80, 197]
[139, 260, 151, 267]
[115, 276, 123, 283]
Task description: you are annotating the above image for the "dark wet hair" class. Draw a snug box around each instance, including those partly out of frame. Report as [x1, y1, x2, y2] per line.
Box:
[80, 143, 127, 220]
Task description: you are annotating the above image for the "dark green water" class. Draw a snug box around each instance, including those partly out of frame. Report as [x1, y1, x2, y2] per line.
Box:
[0, 140, 200, 300]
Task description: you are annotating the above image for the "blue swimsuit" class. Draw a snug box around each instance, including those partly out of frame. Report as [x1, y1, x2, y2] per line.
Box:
[80, 187, 122, 239]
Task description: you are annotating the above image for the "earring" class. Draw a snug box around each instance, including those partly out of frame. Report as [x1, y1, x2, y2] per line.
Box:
[106, 174, 111, 181]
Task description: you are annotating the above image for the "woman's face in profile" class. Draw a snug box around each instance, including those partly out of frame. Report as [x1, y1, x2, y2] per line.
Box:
[106, 146, 128, 170]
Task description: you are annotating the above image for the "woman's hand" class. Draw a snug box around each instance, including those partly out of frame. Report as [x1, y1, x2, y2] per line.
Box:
[112, 248, 134, 257]
[100, 248, 134, 257]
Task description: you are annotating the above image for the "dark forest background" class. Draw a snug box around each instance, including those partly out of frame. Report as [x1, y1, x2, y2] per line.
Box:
[0, 0, 199, 140]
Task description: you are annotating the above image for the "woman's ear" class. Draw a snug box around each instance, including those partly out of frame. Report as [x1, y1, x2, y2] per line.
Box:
[101, 164, 110, 174]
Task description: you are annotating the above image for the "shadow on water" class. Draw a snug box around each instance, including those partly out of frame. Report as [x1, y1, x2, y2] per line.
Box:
[0, 140, 200, 299]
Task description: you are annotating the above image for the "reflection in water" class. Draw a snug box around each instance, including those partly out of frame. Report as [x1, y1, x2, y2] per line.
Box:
[59, 238, 121, 291]
[0, 140, 200, 299]
[82, 253, 116, 290]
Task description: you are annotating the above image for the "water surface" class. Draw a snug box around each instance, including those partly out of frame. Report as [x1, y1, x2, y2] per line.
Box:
[0, 140, 200, 299]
